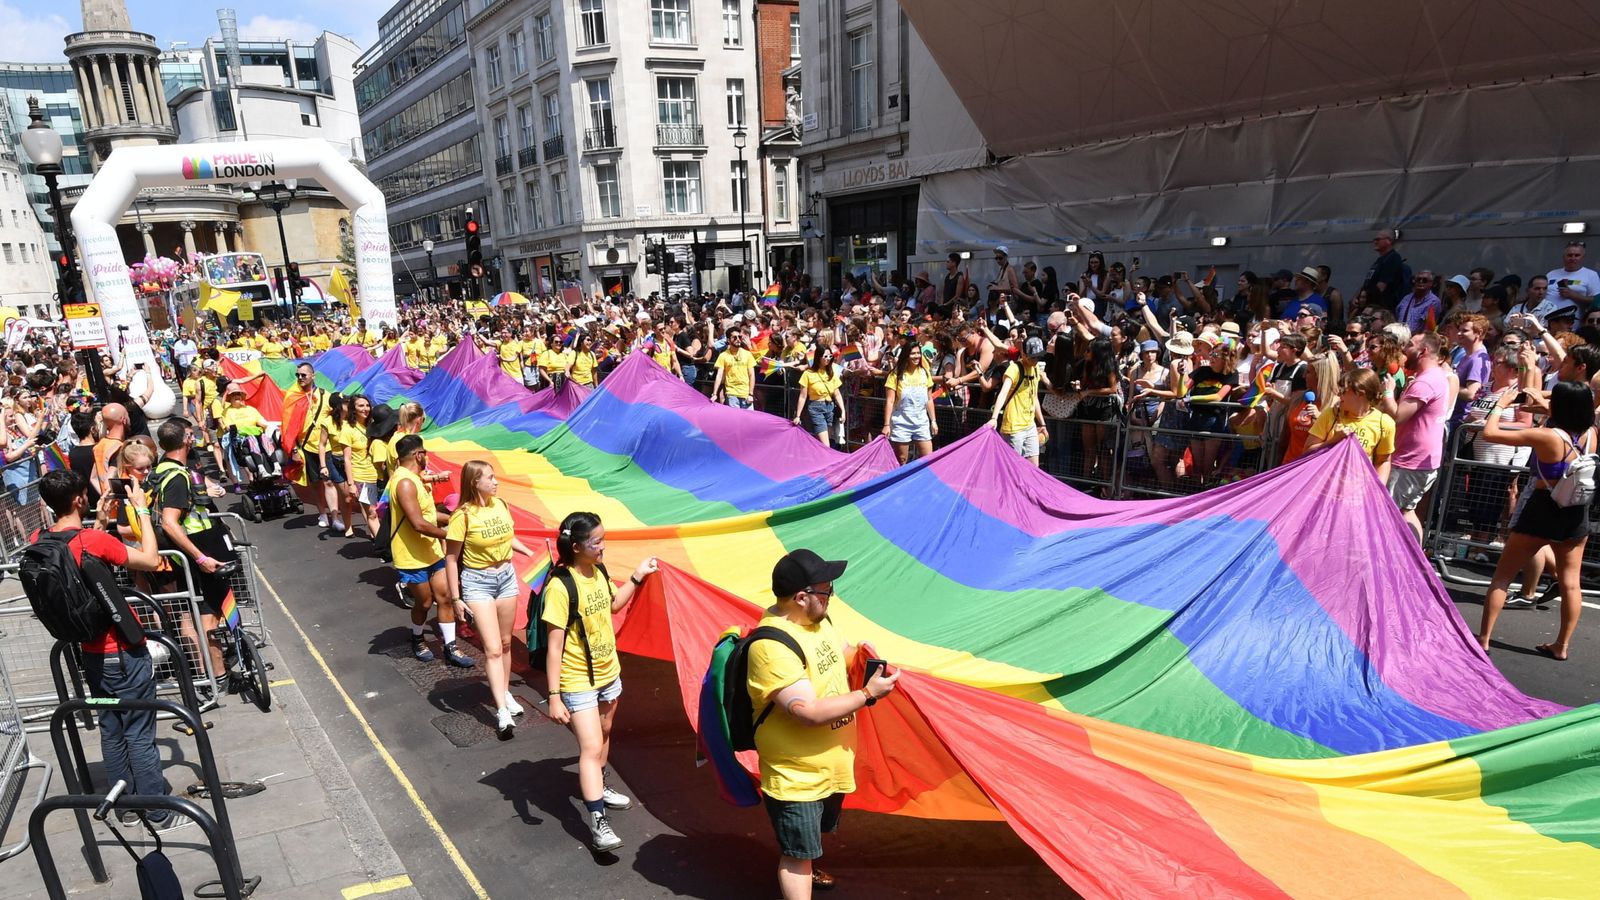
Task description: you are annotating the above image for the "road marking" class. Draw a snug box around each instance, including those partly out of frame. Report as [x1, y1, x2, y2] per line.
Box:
[341, 875, 415, 899]
[256, 564, 490, 900]
[268, 678, 296, 687]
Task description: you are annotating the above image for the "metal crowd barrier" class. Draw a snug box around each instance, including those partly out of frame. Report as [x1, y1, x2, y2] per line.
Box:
[0, 461, 47, 565]
[212, 512, 269, 647]
[1426, 424, 1600, 598]
[0, 643, 51, 862]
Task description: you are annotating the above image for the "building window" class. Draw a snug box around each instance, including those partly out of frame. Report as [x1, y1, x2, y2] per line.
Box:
[543, 92, 562, 138]
[789, 12, 800, 59]
[773, 161, 789, 221]
[730, 160, 748, 214]
[594, 163, 621, 218]
[503, 187, 521, 233]
[725, 78, 745, 129]
[486, 44, 503, 89]
[586, 78, 614, 132]
[722, 0, 742, 47]
[579, 0, 607, 47]
[509, 30, 527, 74]
[650, 0, 693, 44]
[2, 244, 12, 264]
[517, 104, 535, 149]
[847, 28, 874, 131]
[536, 12, 555, 60]
[551, 171, 568, 225]
[493, 115, 512, 158]
[527, 177, 546, 230]
[662, 161, 701, 214]
[656, 76, 697, 125]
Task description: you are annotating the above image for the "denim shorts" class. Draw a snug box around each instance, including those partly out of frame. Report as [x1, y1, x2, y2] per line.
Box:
[396, 558, 445, 586]
[460, 563, 518, 601]
[323, 453, 348, 484]
[726, 395, 754, 410]
[561, 677, 621, 713]
[763, 792, 844, 860]
[803, 400, 836, 433]
[1005, 427, 1040, 458]
[356, 482, 381, 506]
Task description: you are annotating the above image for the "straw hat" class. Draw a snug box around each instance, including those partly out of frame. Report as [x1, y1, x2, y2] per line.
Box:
[1165, 332, 1195, 357]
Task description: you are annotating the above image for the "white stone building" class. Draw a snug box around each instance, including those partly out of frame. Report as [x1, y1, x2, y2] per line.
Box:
[0, 149, 61, 318]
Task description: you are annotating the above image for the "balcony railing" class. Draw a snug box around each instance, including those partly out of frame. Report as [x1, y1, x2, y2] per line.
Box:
[655, 123, 704, 146]
[517, 146, 537, 168]
[583, 125, 619, 151]
[495, 154, 513, 176]
[542, 134, 566, 161]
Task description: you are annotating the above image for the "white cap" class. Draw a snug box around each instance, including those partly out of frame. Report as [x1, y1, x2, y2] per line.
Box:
[994, 245, 1010, 256]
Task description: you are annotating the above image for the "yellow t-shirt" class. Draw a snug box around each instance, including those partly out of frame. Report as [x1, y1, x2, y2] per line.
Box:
[370, 436, 392, 479]
[248, 334, 267, 350]
[219, 404, 266, 436]
[340, 422, 378, 483]
[539, 348, 569, 376]
[540, 566, 619, 694]
[570, 351, 598, 386]
[387, 466, 443, 570]
[183, 377, 217, 414]
[998, 361, 1040, 435]
[716, 348, 757, 399]
[310, 333, 332, 352]
[1308, 406, 1396, 463]
[799, 366, 841, 402]
[405, 337, 427, 369]
[651, 345, 675, 369]
[259, 340, 287, 360]
[884, 364, 932, 395]
[746, 614, 857, 801]
[445, 498, 516, 570]
[429, 334, 448, 360]
[498, 340, 524, 380]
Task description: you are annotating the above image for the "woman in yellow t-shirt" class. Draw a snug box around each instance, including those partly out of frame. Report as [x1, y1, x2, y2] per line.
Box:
[881, 337, 938, 464]
[443, 460, 534, 737]
[792, 343, 846, 446]
[338, 394, 382, 537]
[310, 327, 332, 353]
[542, 511, 657, 851]
[565, 332, 599, 386]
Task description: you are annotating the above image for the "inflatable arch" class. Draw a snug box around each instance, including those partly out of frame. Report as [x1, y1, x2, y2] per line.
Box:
[69, 139, 396, 371]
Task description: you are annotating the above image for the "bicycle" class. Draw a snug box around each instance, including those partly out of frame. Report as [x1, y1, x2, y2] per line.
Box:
[206, 561, 272, 712]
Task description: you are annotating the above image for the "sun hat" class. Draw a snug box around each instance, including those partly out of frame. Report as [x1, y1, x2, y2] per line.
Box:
[1165, 332, 1195, 357]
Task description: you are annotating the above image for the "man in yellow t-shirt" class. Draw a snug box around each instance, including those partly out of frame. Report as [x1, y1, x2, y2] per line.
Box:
[711, 330, 757, 409]
[387, 434, 473, 667]
[747, 549, 899, 897]
[986, 336, 1047, 465]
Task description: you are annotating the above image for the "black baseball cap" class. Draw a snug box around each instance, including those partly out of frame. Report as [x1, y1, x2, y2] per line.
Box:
[772, 549, 848, 597]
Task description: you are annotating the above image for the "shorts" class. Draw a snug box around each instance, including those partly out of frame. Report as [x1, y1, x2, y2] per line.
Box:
[560, 677, 622, 713]
[889, 387, 932, 443]
[396, 558, 446, 586]
[323, 453, 347, 484]
[1512, 488, 1590, 543]
[356, 482, 381, 506]
[1004, 427, 1040, 458]
[763, 793, 845, 860]
[804, 400, 836, 434]
[460, 563, 518, 601]
[726, 395, 754, 410]
[301, 450, 327, 483]
[1387, 465, 1439, 512]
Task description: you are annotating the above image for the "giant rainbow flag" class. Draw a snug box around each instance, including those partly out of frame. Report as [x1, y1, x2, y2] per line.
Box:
[256, 347, 1600, 897]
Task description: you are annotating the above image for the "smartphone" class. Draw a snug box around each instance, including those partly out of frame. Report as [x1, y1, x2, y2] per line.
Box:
[1132, 257, 1141, 268]
[1513, 391, 1529, 406]
[863, 658, 888, 684]
[108, 477, 130, 498]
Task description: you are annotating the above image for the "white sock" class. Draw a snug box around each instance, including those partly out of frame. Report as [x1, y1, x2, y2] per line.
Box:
[410, 623, 424, 637]
[439, 621, 457, 645]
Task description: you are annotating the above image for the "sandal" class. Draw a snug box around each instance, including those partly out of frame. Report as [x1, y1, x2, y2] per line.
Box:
[1534, 643, 1569, 662]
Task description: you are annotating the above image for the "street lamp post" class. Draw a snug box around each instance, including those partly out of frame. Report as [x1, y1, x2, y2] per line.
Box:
[20, 95, 108, 397]
[252, 179, 299, 319]
[733, 127, 748, 295]
[422, 238, 436, 303]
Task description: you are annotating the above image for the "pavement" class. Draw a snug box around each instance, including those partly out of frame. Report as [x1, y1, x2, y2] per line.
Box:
[3, 507, 1594, 899]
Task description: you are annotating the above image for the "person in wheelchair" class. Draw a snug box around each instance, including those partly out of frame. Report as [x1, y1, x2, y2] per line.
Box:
[218, 383, 282, 484]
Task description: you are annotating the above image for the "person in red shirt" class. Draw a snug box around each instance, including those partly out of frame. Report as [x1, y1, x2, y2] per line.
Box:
[33, 469, 177, 828]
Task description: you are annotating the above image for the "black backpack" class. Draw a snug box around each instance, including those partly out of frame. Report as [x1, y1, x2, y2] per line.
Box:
[529, 563, 611, 685]
[723, 626, 805, 752]
[19, 530, 139, 644]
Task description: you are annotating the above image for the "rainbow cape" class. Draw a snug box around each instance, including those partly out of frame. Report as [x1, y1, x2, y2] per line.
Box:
[275, 349, 1600, 898]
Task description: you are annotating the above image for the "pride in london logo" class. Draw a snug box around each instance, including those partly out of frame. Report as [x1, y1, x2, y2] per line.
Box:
[181, 151, 275, 180]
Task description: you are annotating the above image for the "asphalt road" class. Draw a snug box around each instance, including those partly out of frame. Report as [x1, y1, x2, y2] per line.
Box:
[240, 508, 1597, 899]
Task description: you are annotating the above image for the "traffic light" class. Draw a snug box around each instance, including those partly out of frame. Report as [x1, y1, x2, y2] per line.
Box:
[286, 262, 304, 298]
[56, 253, 83, 302]
[645, 240, 661, 275]
[465, 210, 482, 271]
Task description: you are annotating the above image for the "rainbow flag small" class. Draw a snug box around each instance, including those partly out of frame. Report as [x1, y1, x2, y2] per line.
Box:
[930, 383, 949, 402]
[39, 443, 70, 473]
[759, 283, 781, 307]
[758, 356, 784, 377]
[1199, 266, 1218, 288]
[641, 334, 657, 353]
[608, 282, 624, 297]
[1424, 305, 1438, 333]
[749, 329, 771, 356]
[838, 343, 863, 365]
[526, 554, 554, 596]
[219, 589, 241, 630]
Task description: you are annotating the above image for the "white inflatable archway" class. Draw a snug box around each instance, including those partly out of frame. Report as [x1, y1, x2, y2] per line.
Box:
[69, 139, 396, 371]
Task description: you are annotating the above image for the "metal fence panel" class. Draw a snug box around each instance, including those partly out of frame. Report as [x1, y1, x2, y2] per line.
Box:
[0, 644, 50, 861]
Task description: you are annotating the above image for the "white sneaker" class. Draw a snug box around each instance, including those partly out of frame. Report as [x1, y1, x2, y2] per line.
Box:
[316, 513, 329, 528]
[494, 707, 515, 740]
[331, 516, 346, 531]
[588, 811, 623, 852]
[505, 693, 525, 717]
[602, 786, 632, 810]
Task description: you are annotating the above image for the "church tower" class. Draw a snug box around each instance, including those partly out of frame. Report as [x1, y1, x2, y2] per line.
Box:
[64, 0, 175, 170]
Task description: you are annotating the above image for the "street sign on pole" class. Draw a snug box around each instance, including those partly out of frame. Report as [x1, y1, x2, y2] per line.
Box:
[63, 302, 107, 349]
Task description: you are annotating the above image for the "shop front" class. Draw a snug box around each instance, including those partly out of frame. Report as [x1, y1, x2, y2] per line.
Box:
[823, 185, 920, 291]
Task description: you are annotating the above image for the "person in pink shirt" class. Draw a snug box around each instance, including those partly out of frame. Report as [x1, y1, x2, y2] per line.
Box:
[1379, 331, 1451, 543]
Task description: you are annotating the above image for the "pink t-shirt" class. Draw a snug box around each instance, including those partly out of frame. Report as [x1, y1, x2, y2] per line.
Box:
[1392, 364, 1450, 471]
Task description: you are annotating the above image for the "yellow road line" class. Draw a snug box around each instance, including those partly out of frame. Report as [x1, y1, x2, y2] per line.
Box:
[256, 564, 490, 900]
[268, 678, 296, 687]
[341, 875, 415, 898]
